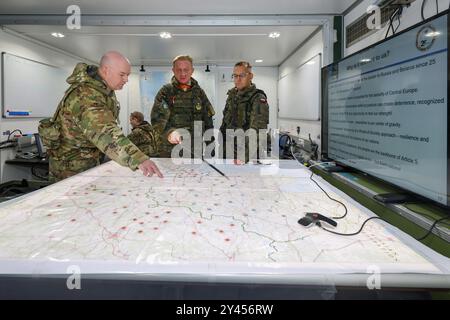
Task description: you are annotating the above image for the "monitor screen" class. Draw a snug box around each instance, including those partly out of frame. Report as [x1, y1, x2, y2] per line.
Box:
[322, 11, 449, 207]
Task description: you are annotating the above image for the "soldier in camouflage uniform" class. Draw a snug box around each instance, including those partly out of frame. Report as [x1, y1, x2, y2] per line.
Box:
[43, 51, 162, 182]
[219, 61, 270, 164]
[150, 55, 215, 158]
[128, 111, 160, 157]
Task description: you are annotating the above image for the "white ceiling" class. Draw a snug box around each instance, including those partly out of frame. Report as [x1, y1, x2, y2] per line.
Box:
[6, 25, 319, 66]
[1, 0, 356, 66]
[0, 0, 356, 15]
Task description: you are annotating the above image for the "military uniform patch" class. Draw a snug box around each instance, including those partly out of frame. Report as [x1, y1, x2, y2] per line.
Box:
[260, 98, 267, 104]
[195, 103, 202, 111]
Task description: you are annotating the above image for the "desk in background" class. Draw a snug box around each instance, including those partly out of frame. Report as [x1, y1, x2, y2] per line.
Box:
[5, 156, 48, 168]
[4, 156, 48, 181]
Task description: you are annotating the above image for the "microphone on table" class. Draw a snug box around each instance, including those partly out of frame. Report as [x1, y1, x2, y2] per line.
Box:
[298, 212, 337, 228]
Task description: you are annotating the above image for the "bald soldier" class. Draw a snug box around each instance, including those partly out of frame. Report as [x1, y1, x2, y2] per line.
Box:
[128, 111, 160, 157]
[220, 61, 269, 164]
[150, 55, 215, 158]
[41, 51, 163, 181]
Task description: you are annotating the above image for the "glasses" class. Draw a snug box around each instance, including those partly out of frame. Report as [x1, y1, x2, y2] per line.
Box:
[232, 73, 249, 79]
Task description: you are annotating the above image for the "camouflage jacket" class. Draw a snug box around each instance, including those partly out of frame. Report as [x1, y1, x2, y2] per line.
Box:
[127, 121, 160, 157]
[150, 77, 215, 143]
[220, 84, 269, 161]
[220, 84, 269, 132]
[51, 63, 148, 170]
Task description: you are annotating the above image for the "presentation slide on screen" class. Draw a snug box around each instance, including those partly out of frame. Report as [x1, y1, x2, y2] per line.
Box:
[326, 15, 448, 205]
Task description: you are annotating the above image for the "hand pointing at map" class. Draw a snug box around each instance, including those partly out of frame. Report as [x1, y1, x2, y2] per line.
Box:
[138, 159, 164, 178]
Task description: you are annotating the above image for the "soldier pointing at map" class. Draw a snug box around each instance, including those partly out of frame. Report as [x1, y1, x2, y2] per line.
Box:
[39, 51, 163, 181]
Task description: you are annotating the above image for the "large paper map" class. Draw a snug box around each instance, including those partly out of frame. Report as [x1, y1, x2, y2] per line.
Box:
[0, 159, 447, 277]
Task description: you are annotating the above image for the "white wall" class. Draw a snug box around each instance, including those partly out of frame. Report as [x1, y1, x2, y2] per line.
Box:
[116, 78, 131, 134]
[345, 0, 450, 56]
[0, 29, 82, 182]
[127, 70, 142, 127]
[125, 66, 173, 135]
[0, 31, 80, 134]
[277, 30, 323, 148]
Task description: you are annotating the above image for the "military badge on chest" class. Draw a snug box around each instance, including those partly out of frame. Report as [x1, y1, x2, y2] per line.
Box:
[195, 103, 202, 111]
[179, 84, 190, 92]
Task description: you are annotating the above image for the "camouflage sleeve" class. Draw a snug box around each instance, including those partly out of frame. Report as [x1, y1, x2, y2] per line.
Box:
[128, 128, 160, 157]
[245, 93, 270, 162]
[73, 87, 149, 170]
[200, 89, 215, 131]
[147, 128, 161, 156]
[219, 96, 232, 134]
[249, 93, 269, 130]
[150, 87, 173, 138]
[127, 129, 143, 148]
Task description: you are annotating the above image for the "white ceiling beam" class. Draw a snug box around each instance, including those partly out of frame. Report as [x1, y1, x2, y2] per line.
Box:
[0, 14, 331, 26]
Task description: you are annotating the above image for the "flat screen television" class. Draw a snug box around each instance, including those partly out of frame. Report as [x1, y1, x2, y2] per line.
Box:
[321, 10, 449, 207]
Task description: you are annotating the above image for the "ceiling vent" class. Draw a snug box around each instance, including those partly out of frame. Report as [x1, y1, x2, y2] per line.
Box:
[345, 0, 411, 48]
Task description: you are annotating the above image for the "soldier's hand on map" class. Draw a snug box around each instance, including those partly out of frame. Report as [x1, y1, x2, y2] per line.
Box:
[168, 130, 182, 144]
[233, 159, 245, 165]
[138, 159, 164, 178]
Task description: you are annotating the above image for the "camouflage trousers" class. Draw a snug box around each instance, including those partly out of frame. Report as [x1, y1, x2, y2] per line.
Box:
[49, 157, 100, 182]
